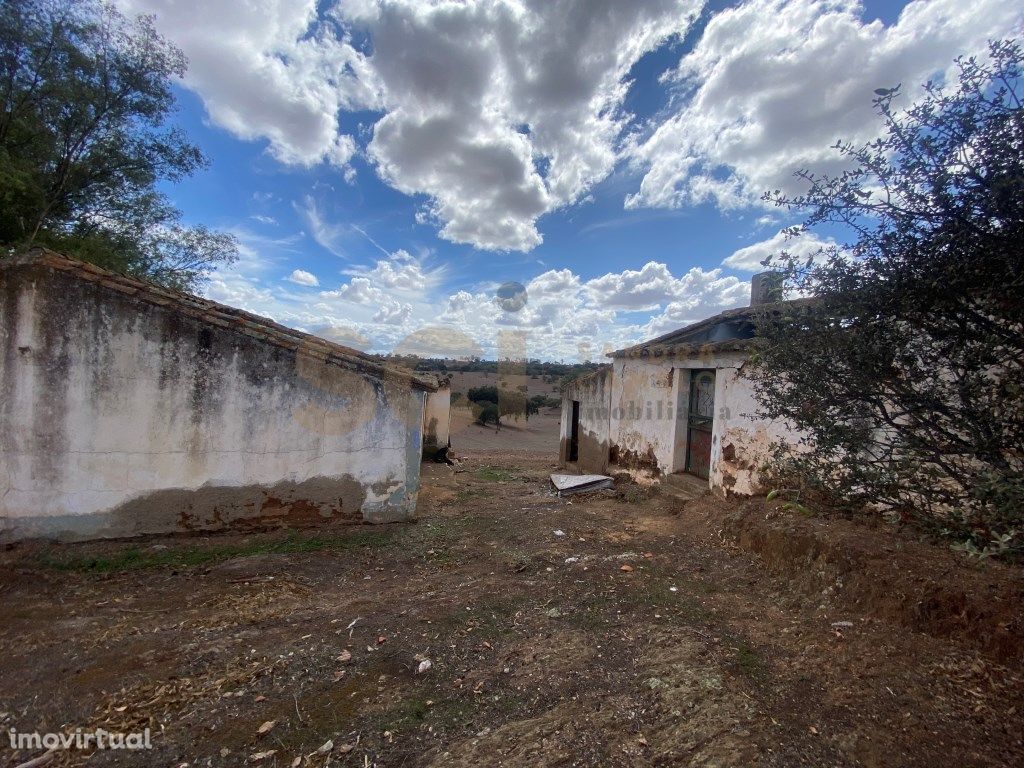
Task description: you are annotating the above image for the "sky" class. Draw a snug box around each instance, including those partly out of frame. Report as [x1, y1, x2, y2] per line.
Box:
[118, 0, 1022, 361]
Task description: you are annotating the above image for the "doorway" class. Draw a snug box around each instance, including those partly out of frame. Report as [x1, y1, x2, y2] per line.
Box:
[568, 400, 580, 462]
[685, 370, 715, 479]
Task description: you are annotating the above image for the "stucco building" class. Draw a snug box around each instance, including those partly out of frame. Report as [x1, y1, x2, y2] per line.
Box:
[0, 249, 437, 542]
[559, 273, 803, 496]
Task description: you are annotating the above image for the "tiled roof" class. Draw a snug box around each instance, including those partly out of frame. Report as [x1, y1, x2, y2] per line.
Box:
[3, 248, 437, 392]
[610, 298, 815, 359]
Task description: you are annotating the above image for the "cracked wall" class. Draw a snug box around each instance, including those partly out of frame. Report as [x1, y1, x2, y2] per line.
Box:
[0, 262, 424, 541]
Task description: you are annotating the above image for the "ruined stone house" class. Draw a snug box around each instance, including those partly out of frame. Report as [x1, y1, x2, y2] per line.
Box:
[559, 273, 804, 495]
[0, 249, 438, 541]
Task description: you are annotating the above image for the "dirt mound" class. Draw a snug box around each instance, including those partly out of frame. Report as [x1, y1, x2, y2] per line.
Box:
[715, 498, 1024, 662]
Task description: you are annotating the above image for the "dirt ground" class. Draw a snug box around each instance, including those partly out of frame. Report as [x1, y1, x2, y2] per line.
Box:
[449, 407, 560, 453]
[2, 451, 1022, 768]
[445, 368, 563, 454]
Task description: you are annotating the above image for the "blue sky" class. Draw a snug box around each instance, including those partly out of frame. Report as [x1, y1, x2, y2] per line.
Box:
[122, 0, 1021, 361]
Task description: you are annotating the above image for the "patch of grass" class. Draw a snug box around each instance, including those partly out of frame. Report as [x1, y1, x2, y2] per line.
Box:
[38, 528, 394, 573]
[731, 640, 763, 678]
[475, 466, 514, 482]
[619, 486, 649, 504]
[376, 695, 477, 735]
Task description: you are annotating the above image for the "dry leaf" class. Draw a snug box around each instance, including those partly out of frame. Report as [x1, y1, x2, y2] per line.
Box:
[257, 720, 276, 735]
[337, 649, 352, 662]
[620, 564, 634, 573]
[251, 750, 277, 761]
[313, 740, 333, 756]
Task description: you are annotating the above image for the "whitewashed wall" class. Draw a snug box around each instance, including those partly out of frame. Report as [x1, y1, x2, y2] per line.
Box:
[561, 350, 801, 494]
[561, 368, 612, 470]
[0, 261, 426, 541]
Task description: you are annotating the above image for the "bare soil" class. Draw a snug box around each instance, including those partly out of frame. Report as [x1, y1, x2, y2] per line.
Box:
[450, 407, 560, 453]
[446, 369, 562, 454]
[1, 451, 1022, 768]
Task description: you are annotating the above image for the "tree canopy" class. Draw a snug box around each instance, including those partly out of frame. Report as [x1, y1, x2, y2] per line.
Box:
[0, 0, 236, 291]
[748, 41, 1024, 558]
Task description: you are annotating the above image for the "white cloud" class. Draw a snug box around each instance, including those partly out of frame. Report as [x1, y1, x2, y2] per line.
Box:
[723, 229, 835, 271]
[434, 261, 748, 359]
[286, 269, 320, 287]
[118, 0, 379, 169]
[300, 196, 351, 258]
[626, 0, 1024, 211]
[372, 297, 413, 325]
[203, 241, 752, 360]
[126, 0, 1022, 253]
[326, 276, 378, 305]
[351, 0, 703, 251]
[586, 262, 686, 311]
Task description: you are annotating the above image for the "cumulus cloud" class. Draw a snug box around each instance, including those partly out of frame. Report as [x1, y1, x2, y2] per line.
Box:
[373, 297, 413, 325]
[204, 242, 752, 360]
[349, 0, 703, 251]
[626, 0, 1023, 211]
[118, 0, 379, 169]
[127, 0, 1021, 252]
[723, 229, 836, 271]
[286, 269, 320, 287]
[432, 261, 748, 359]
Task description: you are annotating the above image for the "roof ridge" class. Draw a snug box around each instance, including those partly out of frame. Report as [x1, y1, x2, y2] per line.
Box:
[609, 297, 816, 358]
[3, 248, 437, 391]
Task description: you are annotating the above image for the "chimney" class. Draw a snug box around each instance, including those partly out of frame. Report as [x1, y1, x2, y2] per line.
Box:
[750, 271, 784, 306]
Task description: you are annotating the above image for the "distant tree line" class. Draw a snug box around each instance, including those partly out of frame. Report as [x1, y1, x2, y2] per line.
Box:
[464, 385, 558, 426]
[379, 355, 602, 384]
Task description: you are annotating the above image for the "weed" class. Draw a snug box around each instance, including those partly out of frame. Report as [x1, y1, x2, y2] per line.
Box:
[731, 641, 763, 678]
[620, 486, 648, 504]
[475, 467, 514, 482]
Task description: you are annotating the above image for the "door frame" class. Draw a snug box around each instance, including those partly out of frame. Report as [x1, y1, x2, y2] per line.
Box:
[568, 400, 580, 462]
[685, 369, 716, 480]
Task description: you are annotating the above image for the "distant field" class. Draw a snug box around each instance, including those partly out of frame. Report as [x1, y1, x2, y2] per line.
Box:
[446, 370, 562, 456]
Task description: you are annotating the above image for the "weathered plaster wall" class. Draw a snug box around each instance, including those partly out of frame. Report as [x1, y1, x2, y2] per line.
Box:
[423, 385, 451, 457]
[708, 365, 803, 495]
[607, 359, 680, 473]
[599, 352, 800, 494]
[560, 368, 612, 472]
[0, 262, 425, 541]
